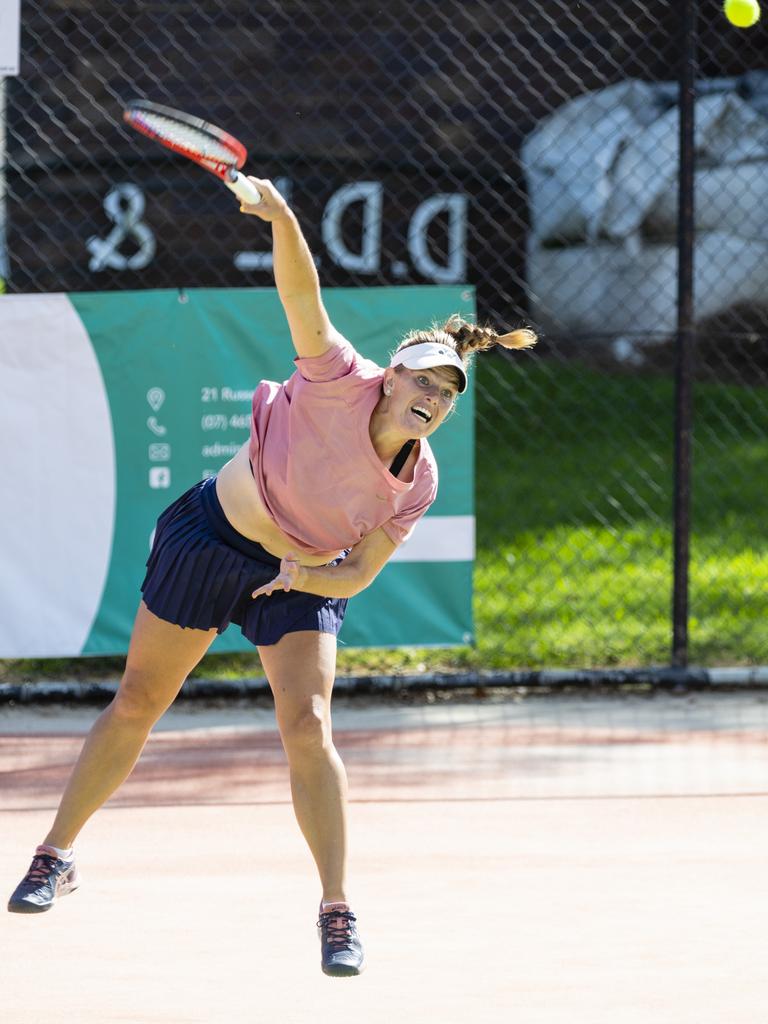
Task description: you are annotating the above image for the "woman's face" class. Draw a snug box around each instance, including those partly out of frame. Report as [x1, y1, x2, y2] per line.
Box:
[387, 365, 459, 436]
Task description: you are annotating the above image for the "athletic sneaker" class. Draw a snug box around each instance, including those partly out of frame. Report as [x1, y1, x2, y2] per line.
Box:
[317, 902, 365, 977]
[7, 845, 80, 914]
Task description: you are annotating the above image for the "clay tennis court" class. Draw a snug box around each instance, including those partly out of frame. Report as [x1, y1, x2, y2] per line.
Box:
[2, 690, 768, 1024]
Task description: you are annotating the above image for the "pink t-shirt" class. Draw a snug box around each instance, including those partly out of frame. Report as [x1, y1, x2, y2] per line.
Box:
[247, 339, 438, 556]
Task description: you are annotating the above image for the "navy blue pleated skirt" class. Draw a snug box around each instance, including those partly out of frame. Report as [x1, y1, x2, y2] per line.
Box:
[141, 477, 348, 646]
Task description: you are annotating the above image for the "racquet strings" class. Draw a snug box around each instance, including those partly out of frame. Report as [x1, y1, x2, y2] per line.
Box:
[129, 108, 237, 166]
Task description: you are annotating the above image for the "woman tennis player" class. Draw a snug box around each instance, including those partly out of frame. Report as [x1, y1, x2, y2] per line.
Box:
[7, 179, 536, 976]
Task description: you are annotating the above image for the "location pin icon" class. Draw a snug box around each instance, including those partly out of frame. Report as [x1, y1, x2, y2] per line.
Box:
[147, 387, 165, 412]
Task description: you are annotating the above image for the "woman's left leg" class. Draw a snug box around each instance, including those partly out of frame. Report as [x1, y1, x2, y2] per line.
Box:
[258, 629, 348, 903]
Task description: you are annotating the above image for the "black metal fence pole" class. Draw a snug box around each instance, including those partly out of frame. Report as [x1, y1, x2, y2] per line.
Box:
[672, 0, 698, 668]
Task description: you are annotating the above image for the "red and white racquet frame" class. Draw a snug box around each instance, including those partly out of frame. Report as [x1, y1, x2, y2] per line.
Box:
[123, 99, 262, 205]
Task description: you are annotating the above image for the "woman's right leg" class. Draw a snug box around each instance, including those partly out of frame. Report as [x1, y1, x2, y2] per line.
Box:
[43, 602, 217, 848]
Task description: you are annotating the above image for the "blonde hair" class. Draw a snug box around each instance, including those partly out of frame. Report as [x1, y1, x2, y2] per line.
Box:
[393, 315, 537, 387]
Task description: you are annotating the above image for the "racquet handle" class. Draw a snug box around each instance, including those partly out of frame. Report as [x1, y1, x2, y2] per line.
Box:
[225, 170, 263, 205]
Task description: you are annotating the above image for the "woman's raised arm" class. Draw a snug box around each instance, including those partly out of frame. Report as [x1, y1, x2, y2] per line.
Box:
[239, 177, 345, 358]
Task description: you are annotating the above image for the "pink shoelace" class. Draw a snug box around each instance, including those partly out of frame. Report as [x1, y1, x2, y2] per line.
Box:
[318, 909, 357, 947]
[24, 853, 58, 885]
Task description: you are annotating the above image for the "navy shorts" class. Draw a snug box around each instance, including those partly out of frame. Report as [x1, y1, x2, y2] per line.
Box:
[141, 477, 348, 646]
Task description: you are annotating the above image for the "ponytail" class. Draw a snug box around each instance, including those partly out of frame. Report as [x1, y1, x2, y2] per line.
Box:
[392, 315, 537, 390]
[442, 314, 537, 360]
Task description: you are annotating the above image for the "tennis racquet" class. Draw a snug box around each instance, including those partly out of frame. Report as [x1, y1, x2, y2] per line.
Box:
[123, 99, 263, 205]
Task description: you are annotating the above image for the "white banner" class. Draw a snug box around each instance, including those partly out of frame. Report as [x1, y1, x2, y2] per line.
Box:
[0, 294, 116, 656]
[0, 0, 21, 76]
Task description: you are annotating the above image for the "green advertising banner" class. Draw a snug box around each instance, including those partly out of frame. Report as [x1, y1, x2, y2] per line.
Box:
[0, 287, 475, 657]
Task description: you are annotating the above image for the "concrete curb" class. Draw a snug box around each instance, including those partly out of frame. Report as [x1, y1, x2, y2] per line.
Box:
[1, 665, 767, 703]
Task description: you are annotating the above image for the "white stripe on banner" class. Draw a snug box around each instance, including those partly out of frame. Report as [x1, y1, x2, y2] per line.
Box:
[389, 515, 475, 563]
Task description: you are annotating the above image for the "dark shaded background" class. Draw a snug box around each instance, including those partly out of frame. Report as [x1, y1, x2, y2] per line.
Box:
[6, 0, 767, 325]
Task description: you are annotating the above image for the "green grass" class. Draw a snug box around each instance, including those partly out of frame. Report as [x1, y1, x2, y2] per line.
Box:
[1, 357, 765, 685]
[471, 357, 768, 669]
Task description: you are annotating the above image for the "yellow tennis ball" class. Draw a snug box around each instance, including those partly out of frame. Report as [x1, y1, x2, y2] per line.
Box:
[724, 0, 761, 27]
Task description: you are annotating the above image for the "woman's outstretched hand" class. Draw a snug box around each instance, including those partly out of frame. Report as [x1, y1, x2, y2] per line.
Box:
[252, 553, 304, 598]
[238, 177, 290, 222]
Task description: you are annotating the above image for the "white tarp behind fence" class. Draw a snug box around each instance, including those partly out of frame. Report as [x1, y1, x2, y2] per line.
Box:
[522, 75, 768, 358]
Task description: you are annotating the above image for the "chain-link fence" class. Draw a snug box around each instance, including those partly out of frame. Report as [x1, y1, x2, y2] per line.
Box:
[2, 1, 766, 669]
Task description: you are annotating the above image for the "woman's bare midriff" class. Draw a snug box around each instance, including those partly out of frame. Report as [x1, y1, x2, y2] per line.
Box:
[214, 443, 341, 566]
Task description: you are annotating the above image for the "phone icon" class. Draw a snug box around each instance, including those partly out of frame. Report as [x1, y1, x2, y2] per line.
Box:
[147, 416, 167, 436]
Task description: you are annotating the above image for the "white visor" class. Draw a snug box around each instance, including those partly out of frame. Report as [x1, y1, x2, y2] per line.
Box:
[389, 342, 468, 393]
